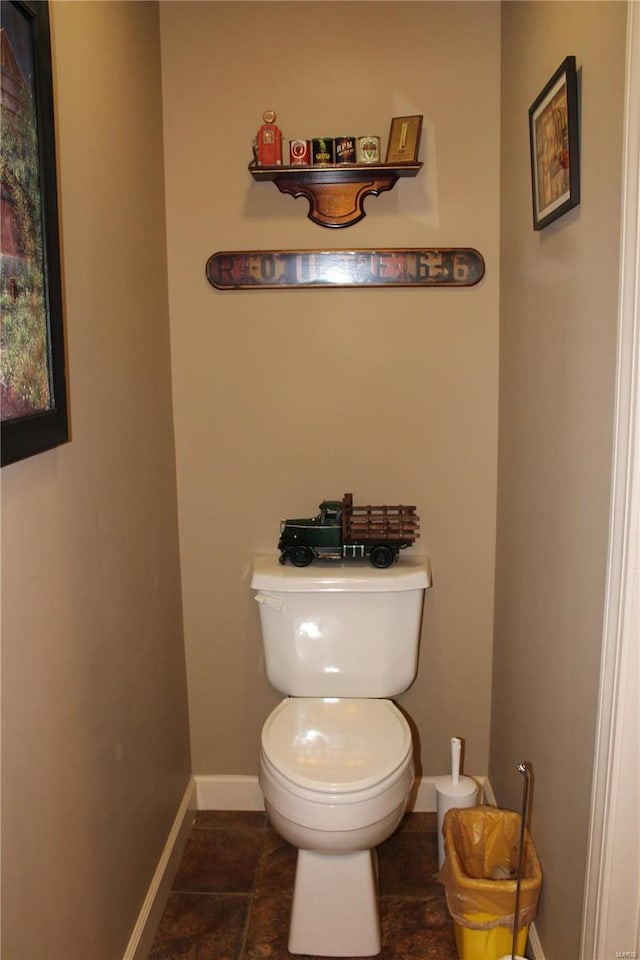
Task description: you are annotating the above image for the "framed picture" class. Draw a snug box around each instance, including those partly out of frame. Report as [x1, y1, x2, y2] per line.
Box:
[385, 115, 423, 165]
[528, 56, 580, 230]
[1, 0, 68, 466]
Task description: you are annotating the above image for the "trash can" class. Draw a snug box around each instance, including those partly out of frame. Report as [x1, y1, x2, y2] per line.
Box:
[441, 805, 542, 960]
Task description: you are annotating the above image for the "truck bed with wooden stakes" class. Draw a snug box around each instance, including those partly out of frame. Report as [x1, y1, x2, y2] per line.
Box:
[278, 492, 420, 568]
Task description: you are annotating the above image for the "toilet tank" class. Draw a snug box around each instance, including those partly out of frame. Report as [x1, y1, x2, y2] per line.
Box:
[251, 556, 431, 697]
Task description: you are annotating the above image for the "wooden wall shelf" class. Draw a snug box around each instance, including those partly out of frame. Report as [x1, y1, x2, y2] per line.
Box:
[249, 162, 422, 228]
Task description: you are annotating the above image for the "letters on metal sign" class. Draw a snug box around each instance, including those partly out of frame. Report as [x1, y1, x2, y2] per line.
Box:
[205, 248, 484, 290]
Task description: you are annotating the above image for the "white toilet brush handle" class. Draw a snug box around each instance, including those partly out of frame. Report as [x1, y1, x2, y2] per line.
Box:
[451, 737, 462, 785]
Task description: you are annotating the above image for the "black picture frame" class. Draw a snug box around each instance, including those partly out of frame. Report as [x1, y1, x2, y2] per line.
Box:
[528, 56, 580, 231]
[1, 0, 68, 466]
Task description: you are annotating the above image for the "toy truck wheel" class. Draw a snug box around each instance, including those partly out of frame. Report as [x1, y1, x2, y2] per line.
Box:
[369, 545, 395, 568]
[289, 545, 314, 567]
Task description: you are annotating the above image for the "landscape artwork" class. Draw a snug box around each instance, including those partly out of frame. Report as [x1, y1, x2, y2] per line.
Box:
[1, 0, 50, 419]
[1, 0, 67, 466]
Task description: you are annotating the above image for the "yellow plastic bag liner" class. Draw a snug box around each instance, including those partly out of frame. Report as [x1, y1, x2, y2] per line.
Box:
[441, 805, 542, 932]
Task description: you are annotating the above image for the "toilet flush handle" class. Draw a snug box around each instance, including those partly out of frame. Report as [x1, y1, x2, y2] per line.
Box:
[254, 593, 284, 611]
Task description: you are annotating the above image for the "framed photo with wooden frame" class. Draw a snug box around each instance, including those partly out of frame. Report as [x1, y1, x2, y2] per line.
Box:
[528, 56, 580, 230]
[1, 0, 68, 466]
[385, 115, 423, 165]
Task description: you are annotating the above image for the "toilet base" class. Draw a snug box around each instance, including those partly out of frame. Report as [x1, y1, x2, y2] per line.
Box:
[288, 848, 381, 957]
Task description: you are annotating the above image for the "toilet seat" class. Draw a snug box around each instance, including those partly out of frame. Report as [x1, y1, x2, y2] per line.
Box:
[260, 697, 415, 837]
[261, 697, 413, 797]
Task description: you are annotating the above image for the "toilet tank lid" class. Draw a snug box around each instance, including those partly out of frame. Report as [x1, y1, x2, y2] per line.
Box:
[251, 555, 432, 592]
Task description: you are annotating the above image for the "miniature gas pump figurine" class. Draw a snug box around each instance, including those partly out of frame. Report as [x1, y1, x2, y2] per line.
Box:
[256, 109, 283, 166]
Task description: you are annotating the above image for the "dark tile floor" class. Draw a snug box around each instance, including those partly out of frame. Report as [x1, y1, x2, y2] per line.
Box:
[148, 810, 458, 960]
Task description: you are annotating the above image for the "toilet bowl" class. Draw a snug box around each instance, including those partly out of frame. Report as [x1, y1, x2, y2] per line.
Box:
[259, 696, 415, 955]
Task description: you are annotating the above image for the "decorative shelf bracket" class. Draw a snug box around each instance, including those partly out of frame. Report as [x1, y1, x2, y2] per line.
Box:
[249, 163, 422, 228]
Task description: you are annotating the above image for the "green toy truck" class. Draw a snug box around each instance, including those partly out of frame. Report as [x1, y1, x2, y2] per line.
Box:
[278, 492, 420, 568]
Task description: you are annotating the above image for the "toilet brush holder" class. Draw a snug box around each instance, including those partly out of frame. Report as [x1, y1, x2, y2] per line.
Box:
[436, 737, 478, 869]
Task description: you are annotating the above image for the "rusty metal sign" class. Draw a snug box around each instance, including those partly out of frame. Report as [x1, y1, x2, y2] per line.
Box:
[205, 248, 484, 290]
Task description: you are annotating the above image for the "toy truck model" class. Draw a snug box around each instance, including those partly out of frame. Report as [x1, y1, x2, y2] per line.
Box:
[278, 493, 420, 568]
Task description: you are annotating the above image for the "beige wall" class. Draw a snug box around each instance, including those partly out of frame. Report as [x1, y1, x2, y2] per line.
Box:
[1, 2, 627, 956]
[0, 3, 190, 958]
[493, 2, 627, 957]
[160, 0, 501, 779]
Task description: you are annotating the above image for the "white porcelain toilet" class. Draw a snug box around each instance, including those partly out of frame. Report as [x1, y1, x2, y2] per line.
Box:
[251, 555, 431, 957]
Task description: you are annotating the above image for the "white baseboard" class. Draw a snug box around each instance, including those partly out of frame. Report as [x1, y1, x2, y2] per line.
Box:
[195, 774, 493, 813]
[123, 778, 196, 960]
[195, 774, 266, 811]
[481, 776, 497, 807]
[528, 922, 546, 960]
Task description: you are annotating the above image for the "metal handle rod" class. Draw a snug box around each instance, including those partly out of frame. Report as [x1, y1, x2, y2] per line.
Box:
[512, 762, 532, 960]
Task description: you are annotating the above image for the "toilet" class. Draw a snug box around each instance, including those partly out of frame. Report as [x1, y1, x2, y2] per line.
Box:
[251, 554, 431, 957]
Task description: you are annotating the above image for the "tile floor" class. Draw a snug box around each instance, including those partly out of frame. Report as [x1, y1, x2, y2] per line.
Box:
[148, 810, 458, 960]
